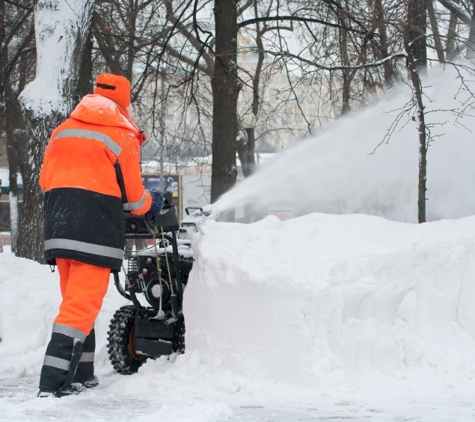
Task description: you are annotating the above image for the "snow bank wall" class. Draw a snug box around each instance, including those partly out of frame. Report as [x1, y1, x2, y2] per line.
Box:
[184, 214, 475, 390]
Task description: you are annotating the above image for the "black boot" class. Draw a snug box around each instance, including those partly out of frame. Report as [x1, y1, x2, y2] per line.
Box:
[74, 328, 99, 388]
[38, 324, 86, 398]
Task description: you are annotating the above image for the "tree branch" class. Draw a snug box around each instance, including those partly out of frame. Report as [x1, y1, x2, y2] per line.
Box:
[268, 50, 407, 72]
[238, 15, 368, 35]
[437, 0, 471, 26]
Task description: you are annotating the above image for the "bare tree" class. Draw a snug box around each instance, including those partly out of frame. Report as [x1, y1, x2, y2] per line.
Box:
[428, 0, 446, 61]
[92, 1, 214, 168]
[210, 0, 241, 201]
[0, 0, 35, 252]
[406, 0, 428, 222]
[438, 0, 475, 59]
[17, 0, 95, 262]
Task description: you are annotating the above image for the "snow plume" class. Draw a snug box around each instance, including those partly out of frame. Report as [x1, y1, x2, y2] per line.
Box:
[19, 0, 94, 116]
[217, 64, 475, 223]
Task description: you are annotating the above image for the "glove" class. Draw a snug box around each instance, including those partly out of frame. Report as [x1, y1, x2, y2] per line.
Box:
[147, 191, 165, 217]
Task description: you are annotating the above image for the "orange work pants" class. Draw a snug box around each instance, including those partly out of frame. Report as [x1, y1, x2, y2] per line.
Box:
[54, 258, 111, 336]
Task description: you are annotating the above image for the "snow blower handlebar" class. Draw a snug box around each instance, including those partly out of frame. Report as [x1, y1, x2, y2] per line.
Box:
[123, 193, 179, 239]
[114, 196, 181, 305]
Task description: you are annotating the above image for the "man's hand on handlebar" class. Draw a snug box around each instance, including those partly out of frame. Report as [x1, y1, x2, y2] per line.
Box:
[147, 190, 165, 218]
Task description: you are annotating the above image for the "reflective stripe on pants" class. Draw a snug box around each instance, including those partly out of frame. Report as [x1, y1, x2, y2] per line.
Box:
[74, 328, 96, 383]
[39, 330, 84, 392]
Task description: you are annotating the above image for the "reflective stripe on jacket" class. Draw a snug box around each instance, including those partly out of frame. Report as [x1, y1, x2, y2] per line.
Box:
[40, 94, 152, 270]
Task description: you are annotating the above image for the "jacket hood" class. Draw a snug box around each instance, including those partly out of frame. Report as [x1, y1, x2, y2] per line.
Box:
[70, 94, 146, 144]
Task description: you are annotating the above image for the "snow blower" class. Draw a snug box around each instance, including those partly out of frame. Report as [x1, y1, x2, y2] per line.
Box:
[107, 197, 196, 375]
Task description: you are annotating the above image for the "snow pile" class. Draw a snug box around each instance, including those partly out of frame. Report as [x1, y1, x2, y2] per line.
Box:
[1, 214, 475, 420]
[185, 214, 475, 401]
[0, 255, 61, 379]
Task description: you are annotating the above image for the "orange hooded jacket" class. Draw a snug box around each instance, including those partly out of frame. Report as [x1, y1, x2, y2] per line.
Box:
[40, 93, 152, 271]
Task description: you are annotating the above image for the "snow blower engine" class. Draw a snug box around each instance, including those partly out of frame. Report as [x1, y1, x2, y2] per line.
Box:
[107, 195, 194, 375]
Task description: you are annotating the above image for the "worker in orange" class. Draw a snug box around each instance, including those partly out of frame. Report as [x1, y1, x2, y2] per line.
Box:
[38, 73, 164, 397]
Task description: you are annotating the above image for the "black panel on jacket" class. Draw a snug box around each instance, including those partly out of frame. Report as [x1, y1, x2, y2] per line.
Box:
[44, 187, 125, 270]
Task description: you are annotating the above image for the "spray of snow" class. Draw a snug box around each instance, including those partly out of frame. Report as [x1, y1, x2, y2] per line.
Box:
[216, 64, 475, 223]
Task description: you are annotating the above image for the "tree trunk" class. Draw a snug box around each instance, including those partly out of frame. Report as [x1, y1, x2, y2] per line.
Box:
[374, 0, 396, 86]
[239, 1, 265, 178]
[407, 0, 427, 71]
[427, 0, 445, 62]
[409, 65, 428, 224]
[76, 31, 94, 100]
[4, 83, 28, 253]
[235, 128, 255, 178]
[446, 12, 458, 60]
[0, 0, 32, 252]
[126, 0, 138, 80]
[466, 0, 475, 59]
[17, 0, 95, 262]
[340, 26, 351, 114]
[405, 2, 428, 223]
[17, 113, 64, 262]
[211, 0, 241, 202]
[337, 2, 352, 116]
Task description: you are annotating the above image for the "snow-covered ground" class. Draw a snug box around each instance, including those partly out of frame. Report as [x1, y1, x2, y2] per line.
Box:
[2, 64, 475, 421]
[1, 212, 475, 421]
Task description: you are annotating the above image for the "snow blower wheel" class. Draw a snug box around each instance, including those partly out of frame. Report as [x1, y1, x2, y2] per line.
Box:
[107, 305, 147, 375]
